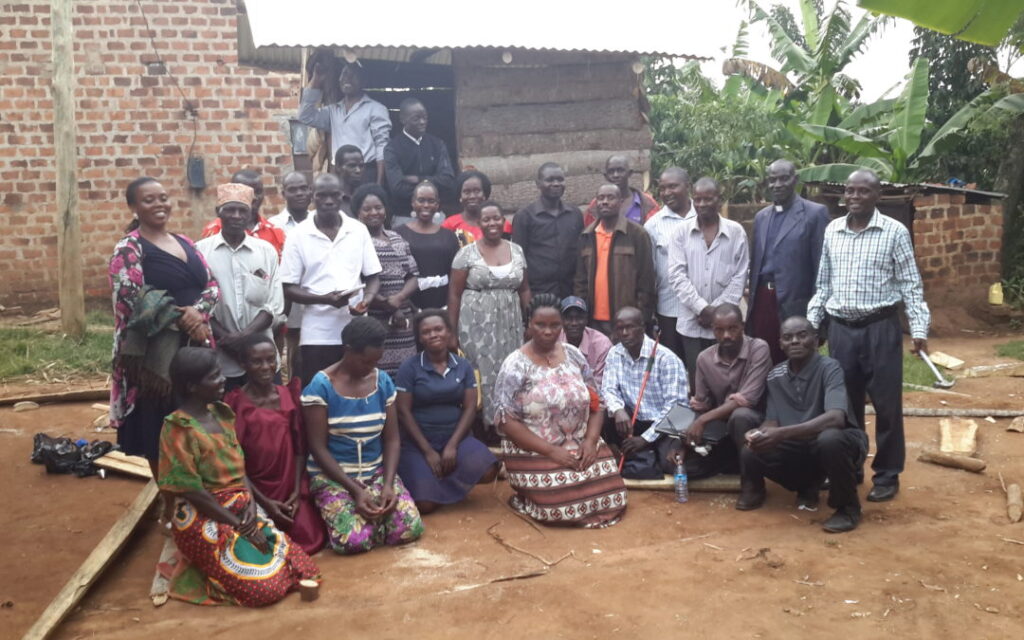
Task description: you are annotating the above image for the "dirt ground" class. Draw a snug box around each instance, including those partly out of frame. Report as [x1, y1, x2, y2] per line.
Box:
[2, 335, 1023, 640]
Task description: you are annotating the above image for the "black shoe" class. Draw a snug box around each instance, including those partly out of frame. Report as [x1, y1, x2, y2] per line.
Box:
[867, 484, 899, 502]
[736, 485, 767, 511]
[796, 487, 820, 512]
[822, 505, 861, 533]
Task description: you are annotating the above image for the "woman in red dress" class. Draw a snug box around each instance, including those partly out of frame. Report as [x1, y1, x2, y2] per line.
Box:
[441, 170, 511, 245]
[223, 334, 326, 554]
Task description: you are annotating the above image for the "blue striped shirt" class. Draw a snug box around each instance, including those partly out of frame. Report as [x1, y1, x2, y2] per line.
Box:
[301, 369, 396, 482]
[600, 335, 689, 442]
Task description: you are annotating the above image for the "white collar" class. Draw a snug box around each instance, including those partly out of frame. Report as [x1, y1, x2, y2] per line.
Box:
[403, 129, 422, 145]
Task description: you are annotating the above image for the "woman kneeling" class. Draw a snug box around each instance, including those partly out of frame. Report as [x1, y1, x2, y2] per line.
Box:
[492, 294, 627, 528]
[158, 347, 319, 607]
[395, 310, 499, 514]
[302, 317, 424, 554]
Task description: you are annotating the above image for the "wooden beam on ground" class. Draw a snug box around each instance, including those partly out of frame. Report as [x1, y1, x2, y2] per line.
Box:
[867, 407, 1024, 418]
[22, 480, 159, 640]
[917, 449, 987, 473]
[94, 451, 152, 479]
[939, 418, 979, 456]
[624, 474, 742, 493]
[52, 0, 85, 339]
[0, 388, 108, 407]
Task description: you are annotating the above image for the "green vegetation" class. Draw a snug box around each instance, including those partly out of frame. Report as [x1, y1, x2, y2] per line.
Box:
[996, 339, 1024, 361]
[902, 351, 937, 387]
[0, 308, 113, 381]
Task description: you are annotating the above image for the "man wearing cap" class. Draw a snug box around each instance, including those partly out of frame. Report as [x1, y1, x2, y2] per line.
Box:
[559, 295, 613, 387]
[197, 183, 284, 390]
[201, 170, 287, 257]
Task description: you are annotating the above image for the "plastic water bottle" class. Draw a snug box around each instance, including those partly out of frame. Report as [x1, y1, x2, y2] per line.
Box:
[675, 462, 689, 503]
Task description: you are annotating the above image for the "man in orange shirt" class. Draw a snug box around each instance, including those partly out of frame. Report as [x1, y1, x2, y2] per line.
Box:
[574, 183, 656, 336]
[202, 169, 286, 257]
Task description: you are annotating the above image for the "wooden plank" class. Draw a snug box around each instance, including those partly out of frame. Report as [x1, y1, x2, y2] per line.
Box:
[22, 481, 159, 640]
[458, 98, 642, 136]
[623, 474, 742, 493]
[462, 149, 650, 186]
[917, 449, 987, 473]
[53, 0, 85, 339]
[1008, 484, 1023, 523]
[486, 172, 652, 211]
[456, 63, 637, 107]
[0, 388, 108, 407]
[95, 451, 152, 479]
[459, 127, 652, 158]
[929, 351, 965, 370]
[961, 362, 1024, 378]
[939, 418, 978, 456]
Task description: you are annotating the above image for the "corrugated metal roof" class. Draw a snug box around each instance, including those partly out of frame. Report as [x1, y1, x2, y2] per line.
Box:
[806, 180, 1006, 199]
[241, 0, 711, 59]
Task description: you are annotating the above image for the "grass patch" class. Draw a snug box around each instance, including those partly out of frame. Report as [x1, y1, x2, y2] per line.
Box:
[816, 344, 934, 387]
[903, 352, 935, 387]
[996, 340, 1024, 362]
[0, 327, 111, 381]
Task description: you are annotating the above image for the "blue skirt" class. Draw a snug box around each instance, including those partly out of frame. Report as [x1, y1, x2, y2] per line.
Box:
[397, 426, 497, 505]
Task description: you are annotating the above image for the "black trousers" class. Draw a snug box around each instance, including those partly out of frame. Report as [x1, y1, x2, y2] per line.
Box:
[828, 314, 904, 486]
[655, 314, 686, 361]
[680, 336, 715, 388]
[300, 344, 345, 386]
[740, 428, 868, 509]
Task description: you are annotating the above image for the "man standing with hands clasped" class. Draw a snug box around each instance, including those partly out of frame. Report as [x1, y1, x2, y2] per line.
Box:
[280, 173, 382, 385]
[667, 177, 749, 382]
[807, 169, 930, 503]
[748, 160, 830, 364]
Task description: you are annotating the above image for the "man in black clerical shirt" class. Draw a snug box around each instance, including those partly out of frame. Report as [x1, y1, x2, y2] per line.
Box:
[383, 99, 456, 222]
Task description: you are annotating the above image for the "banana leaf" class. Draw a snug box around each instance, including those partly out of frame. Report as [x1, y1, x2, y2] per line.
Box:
[798, 124, 889, 158]
[858, 0, 1024, 46]
[892, 57, 930, 160]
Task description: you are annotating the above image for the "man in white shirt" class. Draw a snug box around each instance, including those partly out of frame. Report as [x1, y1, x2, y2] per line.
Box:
[196, 183, 284, 390]
[667, 177, 750, 382]
[268, 171, 314, 379]
[280, 173, 382, 384]
[644, 166, 696, 361]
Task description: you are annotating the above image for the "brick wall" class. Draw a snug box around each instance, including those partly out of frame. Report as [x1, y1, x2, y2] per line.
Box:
[912, 193, 1004, 302]
[0, 0, 299, 307]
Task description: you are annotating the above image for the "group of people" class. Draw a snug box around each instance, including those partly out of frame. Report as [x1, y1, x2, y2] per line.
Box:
[105, 63, 931, 607]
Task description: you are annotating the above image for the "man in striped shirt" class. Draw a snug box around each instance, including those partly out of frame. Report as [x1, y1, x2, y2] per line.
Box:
[644, 166, 696, 361]
[807, 169, 930, 503]
[667, 177, 750, 382]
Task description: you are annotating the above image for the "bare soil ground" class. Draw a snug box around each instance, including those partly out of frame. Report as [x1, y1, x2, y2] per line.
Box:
[2, 335, 1022, 640]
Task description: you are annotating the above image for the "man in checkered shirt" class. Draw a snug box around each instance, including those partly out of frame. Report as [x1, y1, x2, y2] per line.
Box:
[807, 169, 930, 503]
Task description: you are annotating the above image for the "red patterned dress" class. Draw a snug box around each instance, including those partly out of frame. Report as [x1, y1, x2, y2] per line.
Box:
[158, 403, 320, 606]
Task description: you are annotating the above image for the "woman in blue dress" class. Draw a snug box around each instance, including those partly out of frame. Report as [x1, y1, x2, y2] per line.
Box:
[395, 309, 500, 514]
[301, 316, 423, 555]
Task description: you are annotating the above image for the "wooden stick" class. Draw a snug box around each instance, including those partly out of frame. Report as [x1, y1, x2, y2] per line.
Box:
[0, 388, 108, 407]
[917, 449, 986, 473]
[486, 523, 572, 567]
[623, 474, 742, 492]
[867, 407, 1024, 418]
[22, 481, 159, 640]
[1007, 484, 1023, 523]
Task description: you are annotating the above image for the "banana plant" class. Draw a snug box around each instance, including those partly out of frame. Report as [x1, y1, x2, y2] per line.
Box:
[798, 56, 1024, 181]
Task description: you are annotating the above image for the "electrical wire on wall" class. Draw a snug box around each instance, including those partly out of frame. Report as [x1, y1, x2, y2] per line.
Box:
[133, 0, 204, 188]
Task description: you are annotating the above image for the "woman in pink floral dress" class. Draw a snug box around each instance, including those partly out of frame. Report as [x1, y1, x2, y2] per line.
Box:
[491, 294, 627, 528]
[109, 177, 220, 476]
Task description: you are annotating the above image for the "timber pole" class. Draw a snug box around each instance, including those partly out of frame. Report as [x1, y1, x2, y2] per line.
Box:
[52, 0, 86, 339]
